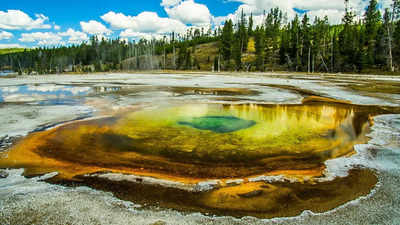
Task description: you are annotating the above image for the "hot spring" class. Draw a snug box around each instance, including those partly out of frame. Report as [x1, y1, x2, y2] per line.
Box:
[0, 98, 392, 218]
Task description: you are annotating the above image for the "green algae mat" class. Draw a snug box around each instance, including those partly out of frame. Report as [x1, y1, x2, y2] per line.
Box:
[178, 116, 256, 133]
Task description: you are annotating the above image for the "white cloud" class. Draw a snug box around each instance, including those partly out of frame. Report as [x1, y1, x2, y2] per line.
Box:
[101, 12, 136, 30]
[59, 28, 89, 44]
[293, 0, 344, 11]
[0, 43, 26, 49]
[0, 10, 51, 30]
[102, 11, 187, 34]
[120, 30, 166, 40]
[80, 20, 112, 35]
[120, 30, 145, 38]
[225, 0, 373, 25]
[14, 26, 90, 47]
[235, 0, 295, 18]
[0, 31, 13, 40]
[54, 25, 61, 30]
[308, 9, 343, 24]
[161, 0, 182, 7]
[381, 0, 393, 10]
[164, 0, 212, 26]
[212, 1, 293, 28]
[19, 32, 63, 46]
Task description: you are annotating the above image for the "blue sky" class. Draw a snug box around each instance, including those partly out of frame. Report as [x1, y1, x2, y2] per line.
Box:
[0, 0, 242, 48]
[2, 0, 239, 30]
[0, 0, 391, 48]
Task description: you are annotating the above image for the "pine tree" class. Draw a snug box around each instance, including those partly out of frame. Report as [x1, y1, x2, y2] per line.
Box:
[378, 9, 391, 67]
[185, 50, 192, 70]
[312, 16, 329, 72]
[213, 57, 219, 72]
[300, 13, 311, 71]
[248, 13, 254, 36]
[233, 36, 242, 70]
[177, 42, 188, 69]
[364, 0, 382, 66]
[255, 26, 265, 71]
[279, 25, 289, 66]
[331, 29, 340, 72]
[2, 1, 399, 74]
[289, 14, 301, 71]
[221, 20, 234, 62]
[356, 24, 368, 72]
[238, 9, 249, 53]
[386, 0, 400, 71]
[339, 0, 356, 71]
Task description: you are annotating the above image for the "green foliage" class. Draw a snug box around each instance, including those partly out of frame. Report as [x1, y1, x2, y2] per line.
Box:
[255, 26, 265, 71]
[221, 19, 234, 62]
[1, 0, 400, 74]
[264, 8, 283, 66]
[213, 57, 219, 71]
[364, 0, 382, 65]
[238, 9, 249, 53]
[185, 50, 192, 70]
[0, 48, 27, 55]
[248, 13, 254, 36]
[232, 37, 242, 71]
[177, 42, 188, 69]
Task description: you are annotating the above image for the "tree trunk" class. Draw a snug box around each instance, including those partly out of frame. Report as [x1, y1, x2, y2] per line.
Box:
[173, 45, 176, 70]
[308, 47, 311, 73]
[388, 25, 394, 72]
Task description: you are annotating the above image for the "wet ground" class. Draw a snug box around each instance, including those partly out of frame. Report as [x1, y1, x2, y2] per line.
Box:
[0, 72, 399, 224]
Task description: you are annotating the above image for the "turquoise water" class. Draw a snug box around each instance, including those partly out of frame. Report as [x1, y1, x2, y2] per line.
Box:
[178, 116, 256, 133]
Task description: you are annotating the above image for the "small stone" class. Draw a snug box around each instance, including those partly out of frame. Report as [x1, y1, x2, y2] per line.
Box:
[0, 170, 9, 179]
[194, 180, 221, 192]
[238, 190, 263, 198]
[225, 179, 244, 186]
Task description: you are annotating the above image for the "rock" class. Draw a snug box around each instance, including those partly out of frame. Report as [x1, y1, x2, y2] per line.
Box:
[0, 170, 9, 179]
[0, 135, 7, 142]
[225, 179, 244, 187]
[0, 135, 22, 152]
[193, 180, 221, 192]
[238, 190, 263, 198]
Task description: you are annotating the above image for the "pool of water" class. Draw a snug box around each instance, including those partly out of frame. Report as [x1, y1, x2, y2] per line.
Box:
[178, 116, 256, 133]
[0, 99, 394, 218]
[0, 102, 373, 172]
[0, 84, 93, 103]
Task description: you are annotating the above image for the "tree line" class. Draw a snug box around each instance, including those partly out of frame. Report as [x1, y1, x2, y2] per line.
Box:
[220, 0, 400, 73]
[0, 0, 399, 74]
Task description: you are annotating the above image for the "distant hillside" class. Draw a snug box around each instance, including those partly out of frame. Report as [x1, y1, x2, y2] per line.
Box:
[121, 39, 286, 72]
[122, 42, 221, 71]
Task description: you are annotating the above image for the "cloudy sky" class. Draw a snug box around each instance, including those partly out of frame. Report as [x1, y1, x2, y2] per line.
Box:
[0, 0, 393, 49]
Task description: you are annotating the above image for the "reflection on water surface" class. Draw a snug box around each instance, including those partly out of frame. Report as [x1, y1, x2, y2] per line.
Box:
[0, 100, 390, 218]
